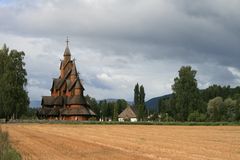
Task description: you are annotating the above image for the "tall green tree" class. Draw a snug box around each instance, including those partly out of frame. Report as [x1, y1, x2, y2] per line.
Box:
[138, 85, 146, 121]
[139, 85, 145, 105]
[134, 83, 146, 121]
[172, 66, 202, 121]
[134, 83, 140, 105]
[0, 44, 29, 121]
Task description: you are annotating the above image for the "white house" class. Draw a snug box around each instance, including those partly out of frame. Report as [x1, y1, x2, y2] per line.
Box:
[118, 106, 137, 122]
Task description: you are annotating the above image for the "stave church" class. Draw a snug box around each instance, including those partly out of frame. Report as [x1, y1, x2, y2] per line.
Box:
[37, 39, 96, 120]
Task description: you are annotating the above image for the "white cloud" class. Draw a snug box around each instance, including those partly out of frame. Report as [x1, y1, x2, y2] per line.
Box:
[228, 67, 240, 83]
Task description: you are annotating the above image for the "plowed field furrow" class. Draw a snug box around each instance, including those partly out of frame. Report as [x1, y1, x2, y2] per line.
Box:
[1, 124, 240, 160]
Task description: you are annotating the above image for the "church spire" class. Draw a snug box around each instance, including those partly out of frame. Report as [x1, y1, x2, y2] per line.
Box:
[64, 37, 71, 57]
[66, 36, 69, 46]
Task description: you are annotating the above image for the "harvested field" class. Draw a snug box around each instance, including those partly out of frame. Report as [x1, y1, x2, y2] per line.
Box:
[1, 124, 240, 160]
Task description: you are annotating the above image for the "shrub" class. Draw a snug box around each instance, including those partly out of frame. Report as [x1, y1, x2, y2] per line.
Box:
[188, 111, 206, 122]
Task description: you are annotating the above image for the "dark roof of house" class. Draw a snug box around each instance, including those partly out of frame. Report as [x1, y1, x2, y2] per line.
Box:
[67, 78, 84, 91]
[75, 79, 81, 89]
[51, 69, 72, 91]
[54, 96, 64, 105]
[51, 78, 64, 91]
[48, 107, 60, 116]
[37, 107, 52, 115]
[68, 79, 76, 91]
[71, 62, 77, 76]
[42, 95, 87, 106]
[67, 95, 86, 105]
[42, 96, 64, 106]
[39, 104, 96, 116]
[60, 106, 96, 116]
[118, 106, 137, 118]
[41, 96, 55, 106]
[66, 79, 71, 90]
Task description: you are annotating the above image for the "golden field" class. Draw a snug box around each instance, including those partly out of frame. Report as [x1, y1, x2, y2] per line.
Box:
[1, 124, 240, 160]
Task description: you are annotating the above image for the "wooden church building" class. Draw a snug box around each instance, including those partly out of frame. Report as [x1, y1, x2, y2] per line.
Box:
[37, 39, 96, 120]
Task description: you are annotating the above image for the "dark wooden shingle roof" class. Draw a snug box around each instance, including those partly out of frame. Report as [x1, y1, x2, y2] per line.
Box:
[60, 106, 96, 116]
[67, 95, 86, 105]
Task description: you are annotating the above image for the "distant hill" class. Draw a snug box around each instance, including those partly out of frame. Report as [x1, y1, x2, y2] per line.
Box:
[145, 94, 172, 112]
[30, 100, 41, 108]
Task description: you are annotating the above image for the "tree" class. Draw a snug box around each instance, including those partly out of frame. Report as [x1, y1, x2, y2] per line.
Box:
[85, 95, 100, 119]
[134, 83, 140, 105]
[235, 98, 240, 121]
[113, 103, 119, 121]
[187, 111, 206, 122]
[158, 96, 176, 121]
[224, 98, 236, 121]
[172, 66, 202, 121]
[99, 100, 107, 121]
[0, 45, 29, 121]
[113, 99, 127, 121]
[139, 85, 145, 105]
[207, 97, 224, 121]
[133, 83, 146, 121]
[116, 99, 127, 113]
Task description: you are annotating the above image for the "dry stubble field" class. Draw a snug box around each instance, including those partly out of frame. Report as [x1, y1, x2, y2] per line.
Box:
[1, 124, 240, 160]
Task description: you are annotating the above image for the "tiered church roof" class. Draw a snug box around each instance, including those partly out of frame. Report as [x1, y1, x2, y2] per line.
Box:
[37, 39, 96, 120]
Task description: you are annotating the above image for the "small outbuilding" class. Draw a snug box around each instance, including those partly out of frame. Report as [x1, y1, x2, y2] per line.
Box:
[118, 106, 137, 122]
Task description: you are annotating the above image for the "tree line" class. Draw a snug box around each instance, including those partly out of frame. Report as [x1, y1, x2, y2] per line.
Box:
[0, 45, 29, 122]
[158, 66, 240, 122]
[85, 95, 128, 121]
[85, 83, 146, 121]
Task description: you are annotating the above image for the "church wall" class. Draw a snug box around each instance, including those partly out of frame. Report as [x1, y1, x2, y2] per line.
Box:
[74, 89, 81, 95]
[69, 104, 82, 108]
[48, 116, 59, 120]
[62, 115, 89, 121]
[66, 91, 71, 97]
[51, 90, 58, 97]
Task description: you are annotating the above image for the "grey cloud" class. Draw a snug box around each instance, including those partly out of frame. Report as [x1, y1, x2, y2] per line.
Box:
[1, 0, 240, 101]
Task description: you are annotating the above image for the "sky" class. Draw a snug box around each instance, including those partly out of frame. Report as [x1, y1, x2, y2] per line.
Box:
[0, 0, 240, 102]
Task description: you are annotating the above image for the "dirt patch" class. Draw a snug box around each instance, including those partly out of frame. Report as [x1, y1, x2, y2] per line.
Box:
[1, 124, 240, 160]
